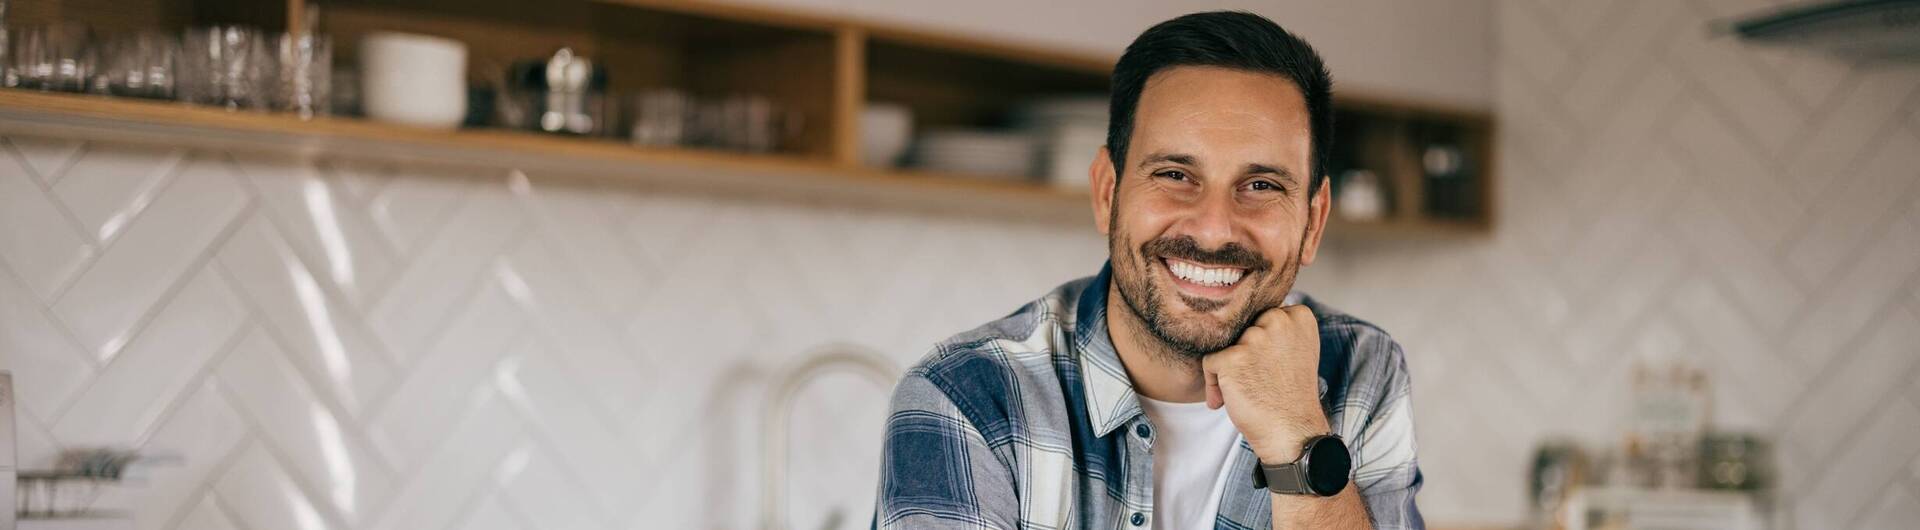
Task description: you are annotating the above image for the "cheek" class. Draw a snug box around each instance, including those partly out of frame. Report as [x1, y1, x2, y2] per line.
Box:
[1129, 193, 1196, 234]
[1247, 221, 1305, 259]
[1116, 204, 1178, 245]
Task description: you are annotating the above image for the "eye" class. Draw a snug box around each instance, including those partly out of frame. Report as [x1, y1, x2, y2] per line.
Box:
[1154, 169, 1191, 182]
[1244, 180, 1281, 192]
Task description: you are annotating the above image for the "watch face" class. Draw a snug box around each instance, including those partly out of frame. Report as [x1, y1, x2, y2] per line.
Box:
[1306, 436, 1352, 496]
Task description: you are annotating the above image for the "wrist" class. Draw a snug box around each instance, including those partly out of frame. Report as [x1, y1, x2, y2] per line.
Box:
[1251, 422, 1330, 463]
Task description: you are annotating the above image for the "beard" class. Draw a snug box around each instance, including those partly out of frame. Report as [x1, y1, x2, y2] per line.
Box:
[1109, 228, 1301, 360]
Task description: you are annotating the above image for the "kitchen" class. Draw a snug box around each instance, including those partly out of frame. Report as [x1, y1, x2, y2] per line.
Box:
[0, 0, 1917, 529]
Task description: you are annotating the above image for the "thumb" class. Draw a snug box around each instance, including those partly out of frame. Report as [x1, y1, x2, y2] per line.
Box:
[1205, 371, 1223, 409]
[1202, 353, 1225, 409]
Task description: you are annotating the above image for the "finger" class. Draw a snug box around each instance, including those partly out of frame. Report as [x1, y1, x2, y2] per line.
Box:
[1257, 305, 1290, 325]
[1205, 371, 1223, 409]
[1201, 351, 1228, 408]
[1283, 304, 1319, 326]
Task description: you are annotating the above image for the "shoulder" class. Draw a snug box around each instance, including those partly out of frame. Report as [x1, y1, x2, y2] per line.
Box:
[1301, 294, 1412, 406]
[890, 277, 1092, 443]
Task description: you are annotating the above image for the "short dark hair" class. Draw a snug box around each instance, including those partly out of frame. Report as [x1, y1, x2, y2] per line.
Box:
[1107, 11, 1334, 195]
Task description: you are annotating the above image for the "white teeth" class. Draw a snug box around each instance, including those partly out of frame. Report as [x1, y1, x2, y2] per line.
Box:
[1166, 259, 1245, 287]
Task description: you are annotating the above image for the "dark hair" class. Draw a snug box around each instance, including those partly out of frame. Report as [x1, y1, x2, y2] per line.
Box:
[1107, 11, 1334, 196]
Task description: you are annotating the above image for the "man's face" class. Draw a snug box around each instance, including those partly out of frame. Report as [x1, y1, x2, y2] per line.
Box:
[1093, 66, 1329, 358]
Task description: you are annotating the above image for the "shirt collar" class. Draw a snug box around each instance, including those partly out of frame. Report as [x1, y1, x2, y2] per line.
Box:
[1071, 262, 1319, 438]
[1072, 262, 1142, 437]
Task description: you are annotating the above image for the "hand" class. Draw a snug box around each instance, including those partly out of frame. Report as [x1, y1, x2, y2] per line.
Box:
[1202, 304, 1332, 464]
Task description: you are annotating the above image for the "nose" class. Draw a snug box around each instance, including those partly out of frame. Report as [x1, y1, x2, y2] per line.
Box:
[1173, 190, 1237, 251]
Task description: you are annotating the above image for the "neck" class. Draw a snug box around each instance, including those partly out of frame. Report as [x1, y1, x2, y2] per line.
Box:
[1104, 281, 1208, 403]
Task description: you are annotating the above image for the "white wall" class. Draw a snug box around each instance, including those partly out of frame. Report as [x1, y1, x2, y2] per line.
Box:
[1303, 1, 1920, 527]
[724, 0, 1495, 110]
[0, 142, 1109, 530]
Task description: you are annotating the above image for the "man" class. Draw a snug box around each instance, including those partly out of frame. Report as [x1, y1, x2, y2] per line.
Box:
[873, 10, 1421, 530]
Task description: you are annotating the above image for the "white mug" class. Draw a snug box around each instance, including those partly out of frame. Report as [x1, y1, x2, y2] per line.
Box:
[359, 32, 468, 129]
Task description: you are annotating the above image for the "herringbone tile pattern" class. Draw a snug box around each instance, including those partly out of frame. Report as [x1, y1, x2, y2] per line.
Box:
[0, 143, 1108, 529]
[1306, 1, 1920, 527]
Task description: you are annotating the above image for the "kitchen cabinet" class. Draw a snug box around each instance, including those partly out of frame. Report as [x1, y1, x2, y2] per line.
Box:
[1, 0, 1495, 235]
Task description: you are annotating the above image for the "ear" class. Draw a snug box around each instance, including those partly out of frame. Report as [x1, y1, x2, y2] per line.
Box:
[1091, 146, 1119, 235]
[1299, 175, 1332, 266]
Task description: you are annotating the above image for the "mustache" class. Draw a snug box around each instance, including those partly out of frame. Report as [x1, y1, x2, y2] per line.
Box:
[1141, 236, 1271, 271]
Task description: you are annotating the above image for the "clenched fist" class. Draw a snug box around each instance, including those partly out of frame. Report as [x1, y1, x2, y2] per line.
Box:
[1202, 304, 1332, 464]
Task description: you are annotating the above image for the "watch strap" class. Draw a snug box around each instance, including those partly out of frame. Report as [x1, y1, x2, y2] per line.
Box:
[1250, 460, 1310, 494]
[1250, 434, 1349, 497]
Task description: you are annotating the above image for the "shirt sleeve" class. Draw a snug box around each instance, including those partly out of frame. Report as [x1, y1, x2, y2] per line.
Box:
[1349, 339, 1425, 530]
[872, 372, 1020, 530]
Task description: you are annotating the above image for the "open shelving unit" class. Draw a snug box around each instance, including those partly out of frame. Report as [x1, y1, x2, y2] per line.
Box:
[2, 0, 1495, 235]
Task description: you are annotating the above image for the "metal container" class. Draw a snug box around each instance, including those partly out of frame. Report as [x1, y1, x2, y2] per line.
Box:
[501, 47, 611, 136]
[1699, 432, 1769, 491]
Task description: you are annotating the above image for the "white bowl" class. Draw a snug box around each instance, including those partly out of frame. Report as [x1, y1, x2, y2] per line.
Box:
[861, 103, 913, 168]
[360, 32, 468, 129]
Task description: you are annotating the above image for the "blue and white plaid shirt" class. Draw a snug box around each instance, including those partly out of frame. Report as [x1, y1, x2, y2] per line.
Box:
[874, 264, 1423, 529]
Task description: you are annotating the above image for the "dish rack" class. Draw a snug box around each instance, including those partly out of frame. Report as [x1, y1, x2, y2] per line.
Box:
[1561, 487, 1771, 530]
[15, 472, 119, 520]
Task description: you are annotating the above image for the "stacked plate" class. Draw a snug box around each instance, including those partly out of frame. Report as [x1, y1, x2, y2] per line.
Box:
[1013, 96, 1109, 190]
[1011, 97, 1107, 130]
[912, 128, 1038, 180]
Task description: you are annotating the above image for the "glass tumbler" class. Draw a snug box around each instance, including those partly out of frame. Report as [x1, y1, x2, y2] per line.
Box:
[96, 32, 179, 99]
[273, 31, 331, 118]
[179, 26, 271, 110]
[5, 24, 96, 92]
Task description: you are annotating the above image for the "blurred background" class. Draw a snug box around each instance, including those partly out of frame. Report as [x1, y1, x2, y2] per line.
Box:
[0, 0, 1917, 529]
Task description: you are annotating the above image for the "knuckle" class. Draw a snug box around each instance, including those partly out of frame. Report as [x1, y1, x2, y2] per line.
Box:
[1242, 326, 1267, 342]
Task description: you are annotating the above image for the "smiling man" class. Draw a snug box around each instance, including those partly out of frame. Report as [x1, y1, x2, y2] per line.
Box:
[873, 11, 1421, 530]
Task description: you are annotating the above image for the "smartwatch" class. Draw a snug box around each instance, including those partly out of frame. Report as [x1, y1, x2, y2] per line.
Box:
[1250, 434, 1351, 497]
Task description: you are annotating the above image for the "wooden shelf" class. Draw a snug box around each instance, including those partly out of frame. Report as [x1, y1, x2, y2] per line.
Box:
[1326, 218, 1490, 241]
[5, 0, 1496, 237]
[0, 89, 1097, 221]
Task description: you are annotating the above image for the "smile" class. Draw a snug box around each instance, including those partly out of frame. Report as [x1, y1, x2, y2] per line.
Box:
[1162, 257, 1247, 288]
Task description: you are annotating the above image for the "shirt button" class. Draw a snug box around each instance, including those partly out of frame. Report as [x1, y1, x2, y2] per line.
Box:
[1130, 512, 1147, 526]
[1134, 423, 1152, 439]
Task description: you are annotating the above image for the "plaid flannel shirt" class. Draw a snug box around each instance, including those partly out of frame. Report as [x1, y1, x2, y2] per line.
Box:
[874, 264, 1423, 529]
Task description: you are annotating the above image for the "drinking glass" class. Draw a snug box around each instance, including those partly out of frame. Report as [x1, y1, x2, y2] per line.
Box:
[273, 31, 331, 118]
[629, 89, 691, 146]
[96, 32, 178, 99]
[6, 24, 95, 92]
[178, 26, 271, 110]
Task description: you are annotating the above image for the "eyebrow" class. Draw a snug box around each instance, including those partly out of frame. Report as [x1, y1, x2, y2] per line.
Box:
[1245, 163, 1297, 186]
[1135, 152, 1197, 168]
[1136, 151, 1296, 182]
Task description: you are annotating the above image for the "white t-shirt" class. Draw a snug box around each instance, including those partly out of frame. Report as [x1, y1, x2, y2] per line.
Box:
[1138, 395, 1244, 530]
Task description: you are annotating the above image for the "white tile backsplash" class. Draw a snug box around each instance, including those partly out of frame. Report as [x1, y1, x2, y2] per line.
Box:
[0, 154, 95, 304]
[46, 145, 182, 244]
[1293, 0, 1920, 526]
[108, 380, 244, 530]
[214, 214, 397, 416]
[212, 443, 336, 530]
[4, 1, 1920, 529]
[449, 492, 529, 530]
[0, 270, 93, 424]
[172, 496, 242, 530]
[369, 388, 525, 530]
[3, 137, 83, 186]
[214, 327, 394, 524]
[49, 156, 246, 362]
[48, 267, 242, 449]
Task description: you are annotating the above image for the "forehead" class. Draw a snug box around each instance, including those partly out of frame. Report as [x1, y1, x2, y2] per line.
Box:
[1130, 66, 1310, 162]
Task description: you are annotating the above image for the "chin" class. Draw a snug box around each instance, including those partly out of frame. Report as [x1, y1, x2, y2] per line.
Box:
[1149, 295, 1250, 356]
